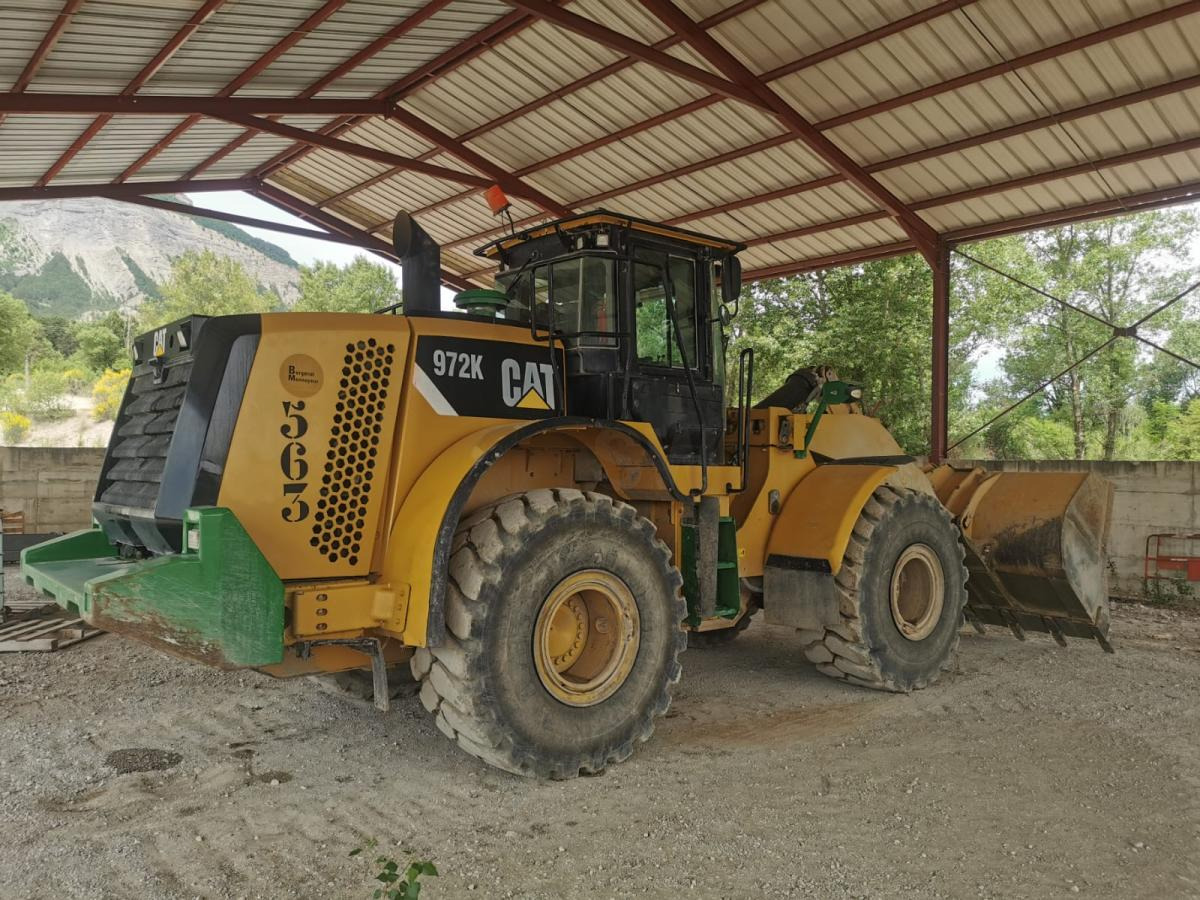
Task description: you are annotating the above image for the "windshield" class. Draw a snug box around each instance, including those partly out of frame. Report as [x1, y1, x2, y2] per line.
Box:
[495, 255, 616, 343]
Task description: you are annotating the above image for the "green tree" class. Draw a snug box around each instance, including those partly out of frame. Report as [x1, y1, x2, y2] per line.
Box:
[730, 254, 1001, 454]
[1163, 399, 1200, 459]
[294, 257, 400, 313]
[74, 311, 129, 372]
[38, 315, 79, 357]
[959, 210, 1198, 460]
[138, 251, 276, 329]
[0, 292, 45, 378]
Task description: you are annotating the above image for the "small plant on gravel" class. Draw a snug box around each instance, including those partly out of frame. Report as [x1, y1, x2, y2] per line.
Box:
[350, 838, 438, 899]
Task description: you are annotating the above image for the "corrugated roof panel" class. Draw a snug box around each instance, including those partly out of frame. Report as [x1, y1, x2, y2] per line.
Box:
[280, 147, 393, 198]
[0, 0, 64, 92]
[463, 60, 711, 173]
[22, 1, 197, 95]
[144, 0, 333, 94]
[0, 115, 101, 185]
[319, 1, 514, 99]
[334, 115, 440, 160]
[684, 181, 881, 236]
[51, 114, 198, 182]
[623, 138, 841, 218]
[4, 0, 1200, 279]
[526, 99, 786, 204]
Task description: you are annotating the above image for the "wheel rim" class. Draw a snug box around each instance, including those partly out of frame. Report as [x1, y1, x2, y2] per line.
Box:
[533, 570, 640, 707]
[889, 544, 945, 641]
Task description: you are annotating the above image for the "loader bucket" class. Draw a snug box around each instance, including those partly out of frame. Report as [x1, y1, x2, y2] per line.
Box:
[927, 466, 1114, 651]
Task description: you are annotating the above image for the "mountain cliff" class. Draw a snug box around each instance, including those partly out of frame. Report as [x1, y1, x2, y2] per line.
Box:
[0, 196, 301, 318]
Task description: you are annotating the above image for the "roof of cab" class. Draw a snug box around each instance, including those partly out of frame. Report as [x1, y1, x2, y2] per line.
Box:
[475, 210, 746, 259]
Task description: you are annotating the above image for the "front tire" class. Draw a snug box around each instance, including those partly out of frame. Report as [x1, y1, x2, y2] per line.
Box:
[799, 486, 967, 692]
[412, 489, 686, 778]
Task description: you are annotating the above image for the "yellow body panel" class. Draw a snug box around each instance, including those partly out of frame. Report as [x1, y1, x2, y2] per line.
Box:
[765, 464, 896, 575]
[218, 313, 410, 580]
[733, 407, 907, 576]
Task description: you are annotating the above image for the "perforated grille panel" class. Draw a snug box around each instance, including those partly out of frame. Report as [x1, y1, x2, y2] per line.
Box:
[311, 338, 394, 566]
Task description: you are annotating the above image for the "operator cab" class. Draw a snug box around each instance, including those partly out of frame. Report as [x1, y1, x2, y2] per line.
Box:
[474, 212, 744, 465]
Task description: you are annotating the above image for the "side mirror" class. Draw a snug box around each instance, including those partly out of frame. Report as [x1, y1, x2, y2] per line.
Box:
[721, 255, 741, 306]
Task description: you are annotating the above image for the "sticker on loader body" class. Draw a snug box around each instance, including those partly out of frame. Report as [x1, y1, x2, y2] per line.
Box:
[414, 336, 564, 419]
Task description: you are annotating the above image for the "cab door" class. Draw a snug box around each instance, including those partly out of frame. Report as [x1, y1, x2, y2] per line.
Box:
[626, 243, 724, 465]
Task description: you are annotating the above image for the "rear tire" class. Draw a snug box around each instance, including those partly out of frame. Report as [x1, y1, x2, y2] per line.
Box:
[412, 489, 686, 778]
[799, 486, 967, 692]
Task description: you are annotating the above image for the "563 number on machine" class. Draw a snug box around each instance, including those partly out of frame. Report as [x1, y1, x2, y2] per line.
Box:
[280, 400, 310, 522]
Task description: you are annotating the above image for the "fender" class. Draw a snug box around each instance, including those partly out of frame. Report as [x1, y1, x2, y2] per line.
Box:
[765, 464, 897, 576]
[384, 417, 687, 647]
[761, 463, 896, 631]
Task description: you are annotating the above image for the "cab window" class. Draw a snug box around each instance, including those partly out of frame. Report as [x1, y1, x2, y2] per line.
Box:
[496, 255, 616, 345]
[633, 247, 699, 370]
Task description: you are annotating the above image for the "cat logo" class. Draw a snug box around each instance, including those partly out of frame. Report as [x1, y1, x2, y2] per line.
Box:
[152, 327, 167, 358]
[413, 336, 562, 419]
[501, 358, 556, 411]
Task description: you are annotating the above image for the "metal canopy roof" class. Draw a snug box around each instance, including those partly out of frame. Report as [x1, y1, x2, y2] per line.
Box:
[3, 0, 1200, 290]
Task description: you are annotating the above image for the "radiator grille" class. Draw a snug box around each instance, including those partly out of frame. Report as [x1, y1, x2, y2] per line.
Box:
[97, 360, 192, 510]
[311, 338, 394, 566]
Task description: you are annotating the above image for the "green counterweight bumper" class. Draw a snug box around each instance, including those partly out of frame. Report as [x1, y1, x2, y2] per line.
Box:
[20, 507, 284, 669]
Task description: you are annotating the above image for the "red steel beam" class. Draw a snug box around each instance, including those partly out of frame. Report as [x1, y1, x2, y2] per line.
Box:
[0, 94, 394, 116]
[0, 177, 257, 203]
[37, 0, 230, 186]
[820, 0, 1200, 131]
[386, 106, 571, 216]
[440, 69, 1200, 254]
[741, 241, 918, 281]
[116, 194, 369, 246]
[254, 10, 574, 220]
[738, 178, 1200, 282]
[186, 0, 456, 179]
[505, 0, 764, 107]
[666, 71, 1200, 227]
[115, 0, 351, 184]
[945, 178, 1200, 243]
[634, 0, 937, 258]
[416, 0, 1200, 239]
[215, 112, 495, 189]
[252, 182, 476, 292]
[0, 0, 84, 127]
[253, 7, 543, 179]
[930, 241, 951, 461]
[314, 0, 772, 211]
[737, 132, 1200, 250]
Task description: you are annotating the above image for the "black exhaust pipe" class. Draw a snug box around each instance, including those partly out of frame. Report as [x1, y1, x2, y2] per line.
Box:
[392, 212, 441, 314]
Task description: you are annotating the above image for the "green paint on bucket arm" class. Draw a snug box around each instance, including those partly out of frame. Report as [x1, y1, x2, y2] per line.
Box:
[20, 507, 284, 669]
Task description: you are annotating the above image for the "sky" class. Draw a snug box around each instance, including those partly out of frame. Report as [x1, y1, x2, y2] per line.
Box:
[185, 190, 402, 272]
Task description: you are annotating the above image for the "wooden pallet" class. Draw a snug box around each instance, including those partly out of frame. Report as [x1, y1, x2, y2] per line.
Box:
[0, 612, 102, 652]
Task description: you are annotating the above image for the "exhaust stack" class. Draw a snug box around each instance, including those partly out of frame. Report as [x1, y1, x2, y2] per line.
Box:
[392, 212, 440, 314]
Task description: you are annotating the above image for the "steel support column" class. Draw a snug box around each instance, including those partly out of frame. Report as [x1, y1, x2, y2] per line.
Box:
[931, 242, 951, 462]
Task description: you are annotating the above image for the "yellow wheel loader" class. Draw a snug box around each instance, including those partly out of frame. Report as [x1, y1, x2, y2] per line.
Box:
[22, 211, 1113, 778]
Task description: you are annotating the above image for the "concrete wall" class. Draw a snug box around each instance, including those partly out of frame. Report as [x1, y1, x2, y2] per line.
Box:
[0, 446, 105, 533]
[966, 459, 1199, 602]
[1, 446, 1196, 600]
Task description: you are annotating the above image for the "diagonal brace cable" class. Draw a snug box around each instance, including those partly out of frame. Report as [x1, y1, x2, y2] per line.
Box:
[953, 249, 1113, 328]
[947, 337, 1116, 453]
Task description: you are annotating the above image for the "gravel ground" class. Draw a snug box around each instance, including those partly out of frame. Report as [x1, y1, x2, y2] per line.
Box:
[1, 565, 1198, 900]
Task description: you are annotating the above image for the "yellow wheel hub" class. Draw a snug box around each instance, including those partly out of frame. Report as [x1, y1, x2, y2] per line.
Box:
[533, 570, 640, 707]
[890, 543, 945, 642]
